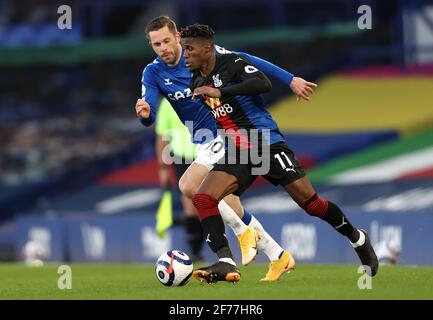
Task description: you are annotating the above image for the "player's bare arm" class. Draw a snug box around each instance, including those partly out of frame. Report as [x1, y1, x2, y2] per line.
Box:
[290, 77, 318, 101]
[192, 86, 221, 99]
[135, 98, 151, 119]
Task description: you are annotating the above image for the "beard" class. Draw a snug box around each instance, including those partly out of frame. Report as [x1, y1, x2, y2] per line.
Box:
[163, 47, 181, 66]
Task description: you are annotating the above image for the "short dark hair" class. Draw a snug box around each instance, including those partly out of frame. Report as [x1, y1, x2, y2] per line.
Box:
[145, 15, 177, 39]
[180, 24, 215, 43]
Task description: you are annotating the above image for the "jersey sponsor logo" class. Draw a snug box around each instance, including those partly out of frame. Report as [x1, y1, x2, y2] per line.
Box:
[203, 95, 234, 119]
[211, 103, 234, 119]
[244, 65, 258, 73]
[164, 78, 173, 86]
[212, 74, 223, 88]
[167, 88, 193, 101]
[204, 95, 222, 110]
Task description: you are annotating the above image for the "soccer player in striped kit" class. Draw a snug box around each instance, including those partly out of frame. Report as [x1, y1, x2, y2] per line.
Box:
[179, 23, 378, 283]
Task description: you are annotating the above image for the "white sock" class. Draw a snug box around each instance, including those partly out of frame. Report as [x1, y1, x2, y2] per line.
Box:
[351, 229, 365, 248]
[248, 216, 284, 261]
[218, 200, 248, 236]
[219, 257, 236, 266]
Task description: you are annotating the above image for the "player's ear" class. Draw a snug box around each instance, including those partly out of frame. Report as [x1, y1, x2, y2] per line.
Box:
[205, 41, 213, 53]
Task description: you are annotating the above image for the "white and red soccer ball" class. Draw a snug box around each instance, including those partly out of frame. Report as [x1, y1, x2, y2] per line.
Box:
[155, 250, 193, 286]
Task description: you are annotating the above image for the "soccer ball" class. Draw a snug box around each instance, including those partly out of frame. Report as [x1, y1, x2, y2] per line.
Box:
[22, 240, 46, 267]
[155, 250, 193, 286]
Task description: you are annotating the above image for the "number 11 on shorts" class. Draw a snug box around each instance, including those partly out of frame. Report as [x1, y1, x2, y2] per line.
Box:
[274, 152, 296, 173]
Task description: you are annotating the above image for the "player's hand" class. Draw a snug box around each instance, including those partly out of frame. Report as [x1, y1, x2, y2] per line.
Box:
[135, 98, 151, 119]
[192, 86, 221, 99]
[289, 77, 318, 101]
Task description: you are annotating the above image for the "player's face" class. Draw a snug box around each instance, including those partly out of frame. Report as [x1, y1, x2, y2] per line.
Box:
[148, 26, 181, 66]
[181, 38, 211, 71]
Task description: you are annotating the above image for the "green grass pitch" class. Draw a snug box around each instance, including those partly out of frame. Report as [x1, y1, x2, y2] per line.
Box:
[1, 263, 432, 300]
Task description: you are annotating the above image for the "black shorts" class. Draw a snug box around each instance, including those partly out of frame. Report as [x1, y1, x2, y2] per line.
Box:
[212, 141, 306, 196]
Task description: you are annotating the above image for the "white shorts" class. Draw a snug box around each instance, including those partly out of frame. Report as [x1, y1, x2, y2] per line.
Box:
[193, 135, 225, 171]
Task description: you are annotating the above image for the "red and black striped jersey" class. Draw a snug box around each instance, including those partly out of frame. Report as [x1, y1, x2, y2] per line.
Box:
[190, 53, 285, 148]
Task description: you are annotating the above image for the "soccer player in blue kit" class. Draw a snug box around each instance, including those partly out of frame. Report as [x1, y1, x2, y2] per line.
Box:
[136, 16, 316, 281]
[179, 24, 379, 284]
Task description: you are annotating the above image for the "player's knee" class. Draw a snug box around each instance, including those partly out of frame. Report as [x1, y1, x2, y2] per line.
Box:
[178, 176, 197, 199]
[192, 193, 219, 220]
[300, 193, 329, 218]
[192, 193, 216, 209]
[222, 194, 243, 217]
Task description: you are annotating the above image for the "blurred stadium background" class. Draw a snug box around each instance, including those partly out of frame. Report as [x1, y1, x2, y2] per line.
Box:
[1, 0, 433, 269]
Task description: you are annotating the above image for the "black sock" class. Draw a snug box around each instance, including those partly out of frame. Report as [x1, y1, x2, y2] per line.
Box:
[200, 215, 232, 256]
[321, 201, 360, 243]
[185, 216, 204, 257]
[217, 246, 234, 260]
[173, 215, 185, 226]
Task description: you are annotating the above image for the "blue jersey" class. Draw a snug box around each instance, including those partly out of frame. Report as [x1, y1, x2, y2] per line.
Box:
[140, 45, 293, 144]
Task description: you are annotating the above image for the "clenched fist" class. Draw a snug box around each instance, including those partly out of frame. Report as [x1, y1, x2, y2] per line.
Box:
[135, 98, 151, 119]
